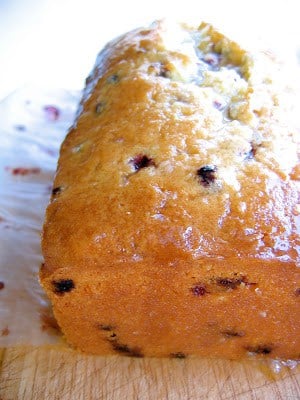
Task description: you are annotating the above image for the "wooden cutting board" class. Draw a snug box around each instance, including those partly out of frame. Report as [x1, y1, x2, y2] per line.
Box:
[0, 346, 299, 399]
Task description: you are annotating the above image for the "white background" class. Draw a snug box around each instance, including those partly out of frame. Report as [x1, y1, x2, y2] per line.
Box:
[0, 0, 299, 101]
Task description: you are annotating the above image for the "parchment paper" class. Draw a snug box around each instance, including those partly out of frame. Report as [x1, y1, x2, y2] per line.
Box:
[0, 86, 79, 346]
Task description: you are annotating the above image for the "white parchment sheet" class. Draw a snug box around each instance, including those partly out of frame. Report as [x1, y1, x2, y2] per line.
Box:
[0, 87, 79, 346]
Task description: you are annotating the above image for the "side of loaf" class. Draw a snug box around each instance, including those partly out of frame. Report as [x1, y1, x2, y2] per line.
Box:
[40, 20, 300, 359]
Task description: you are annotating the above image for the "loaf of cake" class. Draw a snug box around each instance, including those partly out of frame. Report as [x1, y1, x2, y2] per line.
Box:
[40, 20, 300, 359]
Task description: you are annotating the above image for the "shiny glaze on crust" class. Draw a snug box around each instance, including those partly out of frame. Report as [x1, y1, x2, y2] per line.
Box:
[41, 21, 300, 359]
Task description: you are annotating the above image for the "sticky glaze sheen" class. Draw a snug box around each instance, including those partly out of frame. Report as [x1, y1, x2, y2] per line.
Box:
[41, 20, 300, 359]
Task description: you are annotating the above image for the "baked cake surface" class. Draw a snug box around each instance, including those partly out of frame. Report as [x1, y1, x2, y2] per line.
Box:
[40, 21, 300, 359]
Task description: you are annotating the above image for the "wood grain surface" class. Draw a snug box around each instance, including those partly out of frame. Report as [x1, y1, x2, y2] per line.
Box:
[0, 346, 299, 400]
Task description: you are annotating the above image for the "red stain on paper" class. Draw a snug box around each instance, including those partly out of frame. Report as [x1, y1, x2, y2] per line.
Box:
[5, 166, 41, 176]
[44, 105, 60, 121]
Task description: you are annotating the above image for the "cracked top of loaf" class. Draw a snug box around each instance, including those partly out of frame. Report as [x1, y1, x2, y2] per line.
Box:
[42, 20, 300, 273]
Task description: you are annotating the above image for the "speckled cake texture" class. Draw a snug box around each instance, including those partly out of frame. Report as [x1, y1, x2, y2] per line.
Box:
[40, 21, 300, 359]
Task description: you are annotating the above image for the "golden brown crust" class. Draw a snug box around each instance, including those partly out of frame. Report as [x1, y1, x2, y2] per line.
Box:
[40, 20, 300, 359]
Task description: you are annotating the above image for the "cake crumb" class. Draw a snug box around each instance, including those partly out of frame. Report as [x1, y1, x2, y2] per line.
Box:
[1, 327, 10, 336]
